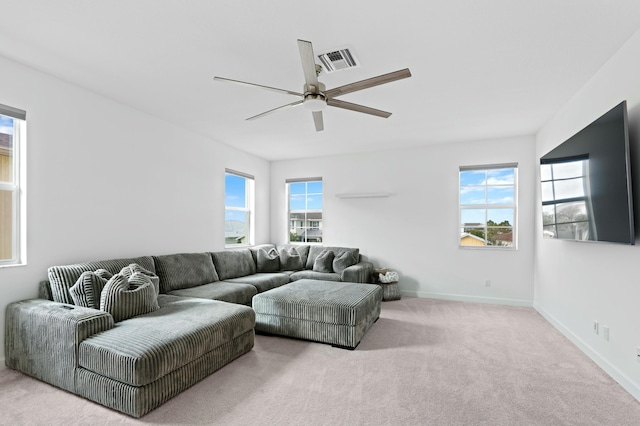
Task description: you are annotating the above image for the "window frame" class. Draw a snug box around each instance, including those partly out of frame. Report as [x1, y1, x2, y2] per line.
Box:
[0, 103, 26, 267]
[459, 163, 517, 249]
[224, 169, 255, 248]
[286, 177, 323, 244]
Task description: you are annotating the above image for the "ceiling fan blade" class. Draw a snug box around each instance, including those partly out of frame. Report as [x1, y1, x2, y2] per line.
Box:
[214, 76, 303, 97]
[297, 39, 319, 89]
[324, 68, 411, 98]
[327, 98, 392, 118]
[246, 100, 304, 121]
[312, 111, 324, 132]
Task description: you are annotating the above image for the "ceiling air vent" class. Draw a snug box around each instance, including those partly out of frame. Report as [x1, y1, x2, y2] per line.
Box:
[316, 47, 359, 73]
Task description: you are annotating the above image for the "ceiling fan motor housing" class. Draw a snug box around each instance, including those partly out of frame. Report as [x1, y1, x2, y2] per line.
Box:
[303, 82, 327, 111]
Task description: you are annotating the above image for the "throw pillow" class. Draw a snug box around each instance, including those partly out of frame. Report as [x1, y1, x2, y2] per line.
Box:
[120, 263, 160, 295]
[313, 249, 335, 273]
[100, 272, 160, 322]
[332, 251, 358, 273]
[69, 271, 111, 309]
[95, 269, 113, 280]
[279, 247, 304, 271]
[257, 248, 280, 273]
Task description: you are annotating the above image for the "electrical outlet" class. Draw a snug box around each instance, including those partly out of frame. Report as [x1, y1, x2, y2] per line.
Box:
[484, 280, 491, 287]
[603, 326, 609, 341]
[593, 320, 599, 334]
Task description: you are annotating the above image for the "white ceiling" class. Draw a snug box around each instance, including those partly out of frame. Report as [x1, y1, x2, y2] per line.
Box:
[1, 1, 640, 161]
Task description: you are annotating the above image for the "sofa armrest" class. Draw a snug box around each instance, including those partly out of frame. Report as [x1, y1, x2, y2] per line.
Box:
[341, 261, 374, 283]
[5, 299, 114, 392]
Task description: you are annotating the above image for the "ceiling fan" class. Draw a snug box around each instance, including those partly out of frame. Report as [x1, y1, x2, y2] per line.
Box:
[214, 39, 411, 132]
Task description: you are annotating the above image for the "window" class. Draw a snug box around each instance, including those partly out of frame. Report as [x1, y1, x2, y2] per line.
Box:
[541, 158, 591, 240]
[0, 103, 26, 266]
[459, 164, 517, 248]
[224, 169, 254, 247]
[287, 177, 322, 243]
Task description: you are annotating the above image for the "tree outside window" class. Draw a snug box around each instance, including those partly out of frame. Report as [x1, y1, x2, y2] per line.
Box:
[459, 165, 517, 248]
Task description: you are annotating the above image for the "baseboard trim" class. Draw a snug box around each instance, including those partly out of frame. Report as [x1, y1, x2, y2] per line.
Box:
[534, 302, 640, 403]
[401, 290, 533, 307]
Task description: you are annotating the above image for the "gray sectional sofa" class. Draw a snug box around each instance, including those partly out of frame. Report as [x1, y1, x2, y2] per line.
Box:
[5, 244, 373, 417]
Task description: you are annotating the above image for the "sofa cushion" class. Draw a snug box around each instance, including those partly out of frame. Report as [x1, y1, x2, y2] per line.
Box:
[224, 273, 291, 293]
[280, 247, 304, 271]
[168, 281, 257, 306]
[100, 272, 160, 322]
[119, 263, 160, 295]
[69, 270, 112, 309]
[211, 249, 256, 280]
[306, 246, 359, 270]
[277, 244, 310, 267]
[289, 270, 342, 282]
[332, 250, 359, 274]
[78, 295, 255, 387]
[48, 256, 156, 305]
[153, 252, 219, 293]
[256, 248, 280, 273]
[248, 244, 276, 265]
[313, 249, 335, 273]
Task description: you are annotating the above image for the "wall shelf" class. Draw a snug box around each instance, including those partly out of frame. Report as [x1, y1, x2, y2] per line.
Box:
[335, 192, 390, 199]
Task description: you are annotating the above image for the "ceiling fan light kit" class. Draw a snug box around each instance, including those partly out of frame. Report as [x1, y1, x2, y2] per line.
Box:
[214, 39, 411, 132]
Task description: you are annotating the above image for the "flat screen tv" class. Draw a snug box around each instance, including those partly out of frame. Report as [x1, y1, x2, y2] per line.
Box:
[540, 100, 634, 244]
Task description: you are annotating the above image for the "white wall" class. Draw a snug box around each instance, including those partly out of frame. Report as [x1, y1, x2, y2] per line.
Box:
[0, 55, 270, 363]
[271, 135, 536, 306]
[534, 30, 640, 399]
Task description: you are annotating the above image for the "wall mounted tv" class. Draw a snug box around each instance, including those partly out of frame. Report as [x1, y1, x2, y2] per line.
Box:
[540, 100, 634, 244]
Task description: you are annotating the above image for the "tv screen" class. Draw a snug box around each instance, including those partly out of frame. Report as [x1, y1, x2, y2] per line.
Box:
[540, 101, 634, 244]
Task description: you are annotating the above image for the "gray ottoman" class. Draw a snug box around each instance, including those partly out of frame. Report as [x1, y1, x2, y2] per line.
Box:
[252, 279, 382, 349]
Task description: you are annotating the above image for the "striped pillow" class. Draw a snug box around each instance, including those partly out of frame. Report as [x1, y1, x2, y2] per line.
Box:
[100, 272, 160, 322]
[69, 269, 113, 309]
[119, 263, 160, 295]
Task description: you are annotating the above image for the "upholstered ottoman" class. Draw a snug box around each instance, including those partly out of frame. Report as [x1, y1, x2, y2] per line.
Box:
[252, 279, 382, 349]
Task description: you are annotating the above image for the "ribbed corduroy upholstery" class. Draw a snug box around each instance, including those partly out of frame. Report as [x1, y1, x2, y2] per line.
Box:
[276, 244, 310, 267]
[305, 246, 359, 270]
[210, 249, 256, 280]
[379, 282, 402, 301]
[223, 272, 291, 293]
[48, 256, 155, 305]
[341, 261, 375, 284]
[119, 264, 160, 295]
[99, 273, 160, 322]
[75, 329, 254, 418]
[168, 281, 257, 305]
[78, 295, 255, 386]
[248, 243, 276, 264]
[5, 299, 114, 392]
[69, 270, 112, 309]
[252, 279, 382, 349]
[289, 270, 341, 282]
[152, 252, 219, 293]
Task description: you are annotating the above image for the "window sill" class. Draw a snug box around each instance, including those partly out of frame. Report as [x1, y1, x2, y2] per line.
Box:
[458, 246, 517, 251]
[0, 262, 27, 269]
[225, 244, 252, 249]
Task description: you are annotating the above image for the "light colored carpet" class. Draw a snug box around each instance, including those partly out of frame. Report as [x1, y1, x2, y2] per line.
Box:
[2, 297, 640, 425]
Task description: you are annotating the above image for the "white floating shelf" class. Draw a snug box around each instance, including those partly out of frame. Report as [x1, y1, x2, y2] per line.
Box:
[335, 192, 390, 199]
